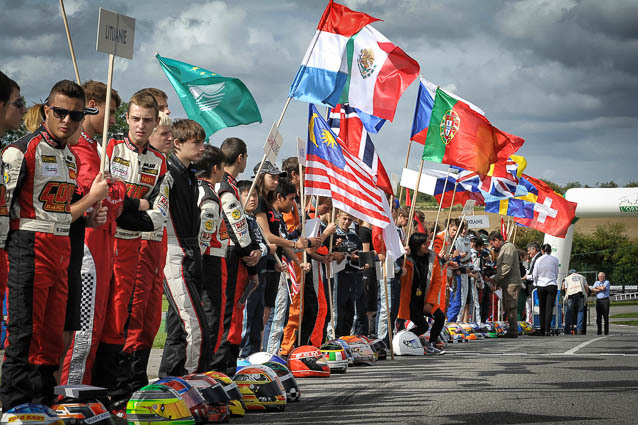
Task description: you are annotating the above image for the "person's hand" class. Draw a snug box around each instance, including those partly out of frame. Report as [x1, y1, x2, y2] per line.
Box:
[296, 236, 309, 249]
[404, 246, 411, 256]
[308, 237, 322, 248]
[332, 252, 345, 263]
[363, 263, 370, 270]
[138, 199, 150, 211]
[275, 261, 288, 273]
[401, 267, 408, 276]
[268, 243, 277, 254]
[320, 254, 332, 265]
[378, 253, 385, 262]
[324, 222, 337, 236]
[242, 249, 261, 267]
[301, 262, 311, 272]
[423, 303, 433, 314]
[89, 173, 109, 203]
[87, 205, 108, 227]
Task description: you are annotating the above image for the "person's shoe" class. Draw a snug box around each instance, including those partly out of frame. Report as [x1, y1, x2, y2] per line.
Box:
[434, 341, 447, 350]
[502, 332, 518, 338]
[424, 342, 446, 355]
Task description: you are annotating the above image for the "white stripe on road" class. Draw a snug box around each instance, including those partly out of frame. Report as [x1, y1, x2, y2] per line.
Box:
[563, 336, 607, 355]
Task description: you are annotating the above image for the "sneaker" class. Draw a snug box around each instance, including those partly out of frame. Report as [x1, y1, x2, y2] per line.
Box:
[424, 342, 446, 355]
[434, 341, 447, 350]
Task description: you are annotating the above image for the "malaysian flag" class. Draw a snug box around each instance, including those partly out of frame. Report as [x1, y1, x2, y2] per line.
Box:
[327, 104, 393, 195]
[305, 104, 391, 228]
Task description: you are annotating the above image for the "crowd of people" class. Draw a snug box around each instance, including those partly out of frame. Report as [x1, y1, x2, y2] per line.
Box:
[0, 71, 612, 415]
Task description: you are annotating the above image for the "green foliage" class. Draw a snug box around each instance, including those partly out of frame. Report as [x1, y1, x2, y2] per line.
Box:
[512, 226, 544, 250]
[110, 101, 129, 136]
[597, 180, 618, 188]
[625, 181, 638, 188]
[570, 223, 638, 284]
[0, 122, 28, 148]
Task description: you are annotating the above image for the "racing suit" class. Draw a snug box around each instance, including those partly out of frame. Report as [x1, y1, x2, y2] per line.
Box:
[60, 132, 129, 386]
[125, 227, 166, 392]
[159, 153, 210, 377]
[209, 172, 258, 373]
[198, 179, 229, 360]
[93, 136, 169, 406]
[0, 158, 8, 328]
[0, 125, 77, 409]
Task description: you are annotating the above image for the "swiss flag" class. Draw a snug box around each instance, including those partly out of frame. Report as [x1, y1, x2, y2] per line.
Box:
[513, 175, 577, 238]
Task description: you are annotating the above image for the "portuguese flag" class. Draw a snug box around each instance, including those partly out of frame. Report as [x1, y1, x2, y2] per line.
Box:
[421, 87, 524, 178]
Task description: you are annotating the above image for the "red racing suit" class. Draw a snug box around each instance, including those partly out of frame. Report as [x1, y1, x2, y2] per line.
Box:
[0, 125, 77, 409]
[0, 159, 8, 315]
[92, 135, 169, 405]
[60, 132, 130, 386]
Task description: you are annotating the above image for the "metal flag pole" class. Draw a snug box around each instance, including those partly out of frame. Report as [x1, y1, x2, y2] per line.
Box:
[397, 140, 413, 206]
[59, 0, 81, 84]
[243, 97, 292, 208]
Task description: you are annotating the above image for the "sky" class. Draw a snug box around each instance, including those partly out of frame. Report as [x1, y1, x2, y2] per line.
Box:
[2, 0, 637, 187]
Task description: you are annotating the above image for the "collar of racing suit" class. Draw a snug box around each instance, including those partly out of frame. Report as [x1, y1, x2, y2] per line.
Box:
[38, 124, 67, 149]
[123, 135, 148, 154]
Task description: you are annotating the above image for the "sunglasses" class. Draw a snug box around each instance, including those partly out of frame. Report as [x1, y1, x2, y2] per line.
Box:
[9, 97, 26, 110]
[48, 105, 85, 122]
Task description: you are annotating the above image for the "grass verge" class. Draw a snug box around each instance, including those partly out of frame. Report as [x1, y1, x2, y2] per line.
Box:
[610, 312, 638, 319]
[616, 320, 638, 326]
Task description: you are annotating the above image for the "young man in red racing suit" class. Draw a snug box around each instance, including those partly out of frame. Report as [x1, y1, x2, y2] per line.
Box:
[208, 137, 260, 375]
[92, 91, 170, 409]
[0, 80, 107, 409]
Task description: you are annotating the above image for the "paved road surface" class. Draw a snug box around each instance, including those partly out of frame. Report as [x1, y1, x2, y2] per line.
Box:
[147, 323, 638, 424]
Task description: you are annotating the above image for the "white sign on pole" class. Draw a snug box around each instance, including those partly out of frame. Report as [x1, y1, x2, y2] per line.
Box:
[264, 123, 283, 163]
[391, 173, 399, 196]
[466, 215, 490, 229]
[296, 137, 307, 166]
[96, 8, 135, 59]
[462, 199, 476, 216]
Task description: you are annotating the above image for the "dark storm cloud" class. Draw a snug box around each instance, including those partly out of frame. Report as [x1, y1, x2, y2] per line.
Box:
[1, 0, 635, 185]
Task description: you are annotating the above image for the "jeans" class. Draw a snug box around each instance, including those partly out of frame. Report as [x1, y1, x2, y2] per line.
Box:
[565, 293, 586, 334]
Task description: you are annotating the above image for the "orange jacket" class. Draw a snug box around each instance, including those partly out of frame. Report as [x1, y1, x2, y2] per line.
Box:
[397, 253, 444, 320]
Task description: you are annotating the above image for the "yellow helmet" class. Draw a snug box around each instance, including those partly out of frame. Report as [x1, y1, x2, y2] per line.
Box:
[202, 371, 245, 417]
[126, 384, 194, 425]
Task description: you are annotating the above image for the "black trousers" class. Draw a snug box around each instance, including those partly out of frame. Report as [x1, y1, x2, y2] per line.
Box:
[202, 255, 225, 356]
[335, 272, 361, 337]
[537, 285, 557, 335]
[596, 298, 610, 335]
[427, 308, 446, 343]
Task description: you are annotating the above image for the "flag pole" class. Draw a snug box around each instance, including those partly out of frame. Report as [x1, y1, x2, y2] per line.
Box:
[99, 54, 115, 173]
[443, 180, 459, 255]
[326, 206, 337, 340]
[382, 256, 394, 360]
[397, 140, 413, 206]
[404, 159, 424, 243]
[297, 162, 307, 346]
[243, 97, 293, 209]
[59, 0, 81, 85]
[428, 166, 451, 249]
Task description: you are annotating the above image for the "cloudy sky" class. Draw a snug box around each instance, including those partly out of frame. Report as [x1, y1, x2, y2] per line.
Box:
[2, 0, 637, 186]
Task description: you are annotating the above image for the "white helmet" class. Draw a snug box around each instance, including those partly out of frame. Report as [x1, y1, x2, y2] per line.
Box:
[392, 330, 424, 356]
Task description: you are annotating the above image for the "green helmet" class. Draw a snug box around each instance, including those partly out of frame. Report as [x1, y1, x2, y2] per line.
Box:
[126, 384, 195, 425]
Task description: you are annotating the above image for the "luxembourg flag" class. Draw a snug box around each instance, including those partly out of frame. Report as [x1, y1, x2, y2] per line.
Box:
[289, 1, 378, 106]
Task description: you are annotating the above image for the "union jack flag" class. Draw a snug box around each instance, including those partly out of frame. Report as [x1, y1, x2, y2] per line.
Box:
[305, 104, 391, 228]
[327, 104, 393, 195]
[480, 156, 527, 199]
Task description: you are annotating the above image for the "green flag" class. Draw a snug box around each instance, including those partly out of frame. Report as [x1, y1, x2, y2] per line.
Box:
[156, 54, 262, 137]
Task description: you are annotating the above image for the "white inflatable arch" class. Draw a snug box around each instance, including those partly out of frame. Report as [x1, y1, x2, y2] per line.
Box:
[543, 187, 638, 281]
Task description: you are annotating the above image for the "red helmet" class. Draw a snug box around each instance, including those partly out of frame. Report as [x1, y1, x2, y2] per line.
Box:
[288, 345, 330, 378]
[183, 374, 231, 423]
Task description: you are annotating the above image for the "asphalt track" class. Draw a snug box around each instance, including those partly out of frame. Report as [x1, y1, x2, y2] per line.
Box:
[173, 323, 638, 425]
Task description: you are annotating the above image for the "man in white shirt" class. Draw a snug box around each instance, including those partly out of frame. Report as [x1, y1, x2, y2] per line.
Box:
[532, 244, 559, 336]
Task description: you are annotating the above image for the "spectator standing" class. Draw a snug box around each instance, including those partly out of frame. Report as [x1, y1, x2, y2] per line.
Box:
[532, 244, 559, 336]
[487, 232, 521, 337]
[591, 272, 611, 335]
[562, 269, 589, 335]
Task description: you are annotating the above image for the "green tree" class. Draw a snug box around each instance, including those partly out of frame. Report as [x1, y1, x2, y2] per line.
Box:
[625, 181, 638, 188]
[597, 181, 618, 188]
[0, 123, 28, 149]
[110, 101, 129, 136]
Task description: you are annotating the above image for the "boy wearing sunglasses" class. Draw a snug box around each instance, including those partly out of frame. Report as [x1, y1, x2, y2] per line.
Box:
[0, 79, 105, 409]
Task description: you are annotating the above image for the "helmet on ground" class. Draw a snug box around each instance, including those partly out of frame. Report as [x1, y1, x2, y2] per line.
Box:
[332, 339, 355, 366]
[232, 365, 286, 411]
[51, 400, 114, 425]
[183, 374, 231, 424]
[519, 321, 533, 335]
[320, 341, 349, 374]
[392, 329, 424, 356]
[126, 384, 195, 425]
[246, 352, 287, 367]
[155, 377, 208, 423]
[459, 323, 478, 340]
[481, 322, 498, 338]
[202, 371, 245, 417]
[288, 345, 331, 377]
[1, 404, 65, 425]
[263, 361, 301, 402]
[358, 335, 379, 361]
[470, 322, 486, 339]
[340, 336, 375, 365]
[370, 338, 389, 361]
